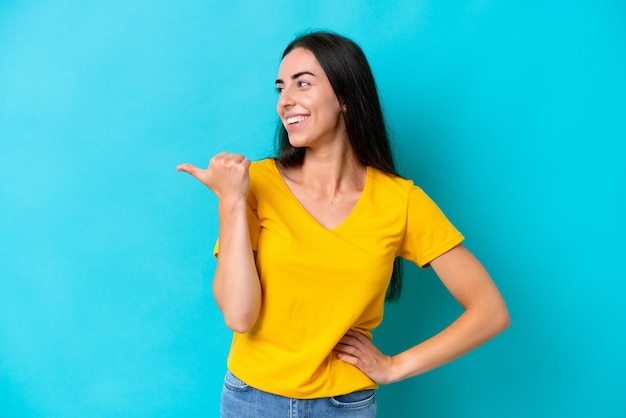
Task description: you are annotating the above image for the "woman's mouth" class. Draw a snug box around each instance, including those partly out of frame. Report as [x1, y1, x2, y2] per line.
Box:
[287, 115, 310, 125]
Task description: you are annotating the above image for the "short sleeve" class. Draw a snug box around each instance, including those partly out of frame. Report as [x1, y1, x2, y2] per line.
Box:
[397, 186, 464, 268]
[213, 189, 261, 257]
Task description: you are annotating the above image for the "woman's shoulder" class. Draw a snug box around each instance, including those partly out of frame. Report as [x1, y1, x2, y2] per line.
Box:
[248, 158, 283, 194]
[250, 157, 275, 170]
[249, 158, 278, 178]
[369, 167, 418, 195]
[368, 167, 437, 207]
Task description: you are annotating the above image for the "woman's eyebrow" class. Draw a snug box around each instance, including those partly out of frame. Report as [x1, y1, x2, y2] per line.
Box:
[275, 71, 316, 84]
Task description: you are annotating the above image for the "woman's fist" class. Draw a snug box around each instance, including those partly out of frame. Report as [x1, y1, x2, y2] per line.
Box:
[177, 152, 251, 202]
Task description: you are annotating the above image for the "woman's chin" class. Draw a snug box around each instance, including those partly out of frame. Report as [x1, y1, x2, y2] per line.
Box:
[287, 136, 309, 148]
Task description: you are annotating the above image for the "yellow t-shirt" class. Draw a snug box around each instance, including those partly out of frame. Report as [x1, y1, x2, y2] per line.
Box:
[217, 158, 464, 399]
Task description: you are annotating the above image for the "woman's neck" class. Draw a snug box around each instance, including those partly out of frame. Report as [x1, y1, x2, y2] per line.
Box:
[295, 146, 366, 198]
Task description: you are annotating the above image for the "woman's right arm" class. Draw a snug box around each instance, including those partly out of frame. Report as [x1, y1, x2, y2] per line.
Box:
[177, 152, 261, 333]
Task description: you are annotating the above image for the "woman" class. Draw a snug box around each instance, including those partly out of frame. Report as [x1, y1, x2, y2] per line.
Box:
[177, 31, 510, 417]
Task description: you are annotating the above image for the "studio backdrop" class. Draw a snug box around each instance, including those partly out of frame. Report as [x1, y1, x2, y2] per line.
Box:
[1, 1, 624, 417]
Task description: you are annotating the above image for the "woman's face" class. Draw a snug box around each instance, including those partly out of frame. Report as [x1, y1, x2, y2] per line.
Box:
[275, 47, 345, 150]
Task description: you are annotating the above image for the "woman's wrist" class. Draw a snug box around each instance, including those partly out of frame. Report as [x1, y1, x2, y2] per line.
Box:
[218, 197, 247, 213]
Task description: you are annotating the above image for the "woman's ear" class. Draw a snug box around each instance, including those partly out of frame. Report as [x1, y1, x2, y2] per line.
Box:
[339, 97, 347, 113]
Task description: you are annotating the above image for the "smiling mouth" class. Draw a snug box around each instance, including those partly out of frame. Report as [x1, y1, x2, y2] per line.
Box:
[287, 115, 309, 125]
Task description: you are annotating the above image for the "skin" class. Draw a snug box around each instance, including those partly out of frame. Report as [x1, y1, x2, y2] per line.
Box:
[177, 47, 510, 383]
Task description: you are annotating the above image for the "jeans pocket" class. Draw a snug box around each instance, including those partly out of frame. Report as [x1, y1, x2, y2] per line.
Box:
[329, 389, 376, 409]
[223, 370, 251, 392]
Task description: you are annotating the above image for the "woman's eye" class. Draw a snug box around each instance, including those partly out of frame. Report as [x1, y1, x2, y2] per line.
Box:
[276, 86, 284, 94]
[298, 81, 310, 88]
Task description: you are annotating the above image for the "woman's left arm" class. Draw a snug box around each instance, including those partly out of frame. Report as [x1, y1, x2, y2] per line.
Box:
[335, 244, 510, 384]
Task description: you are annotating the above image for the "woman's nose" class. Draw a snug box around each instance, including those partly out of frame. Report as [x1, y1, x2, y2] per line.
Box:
[277, 88, 295, 108]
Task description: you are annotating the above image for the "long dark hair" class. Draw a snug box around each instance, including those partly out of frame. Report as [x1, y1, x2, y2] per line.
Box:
[274, 31, 404, 302]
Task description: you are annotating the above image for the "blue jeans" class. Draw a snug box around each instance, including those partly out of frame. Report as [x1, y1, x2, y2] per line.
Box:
[221, 370, 377, 417]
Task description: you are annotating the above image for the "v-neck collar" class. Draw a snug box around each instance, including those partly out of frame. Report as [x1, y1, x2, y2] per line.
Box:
[270, 159, 371, 232]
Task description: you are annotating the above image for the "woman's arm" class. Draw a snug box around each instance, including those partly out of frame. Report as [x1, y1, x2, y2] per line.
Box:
[335, 244, 510, 384]
[212, 197, 261, 333]
[177, 152, 261, 333]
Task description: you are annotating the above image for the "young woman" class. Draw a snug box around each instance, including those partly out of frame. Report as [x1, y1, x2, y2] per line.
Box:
[177, 31, 510, 417]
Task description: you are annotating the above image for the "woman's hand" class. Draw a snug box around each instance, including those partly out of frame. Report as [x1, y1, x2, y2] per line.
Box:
[335, 330, 395, 384]
[177, 152, 251, 203]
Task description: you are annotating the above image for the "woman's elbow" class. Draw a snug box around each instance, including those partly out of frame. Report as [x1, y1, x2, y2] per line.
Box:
[492, 302, 511, 335]
[224, 311, 258, 334]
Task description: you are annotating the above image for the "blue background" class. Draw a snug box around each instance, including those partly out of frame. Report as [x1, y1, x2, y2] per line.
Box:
[1, 1, 624, 417]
